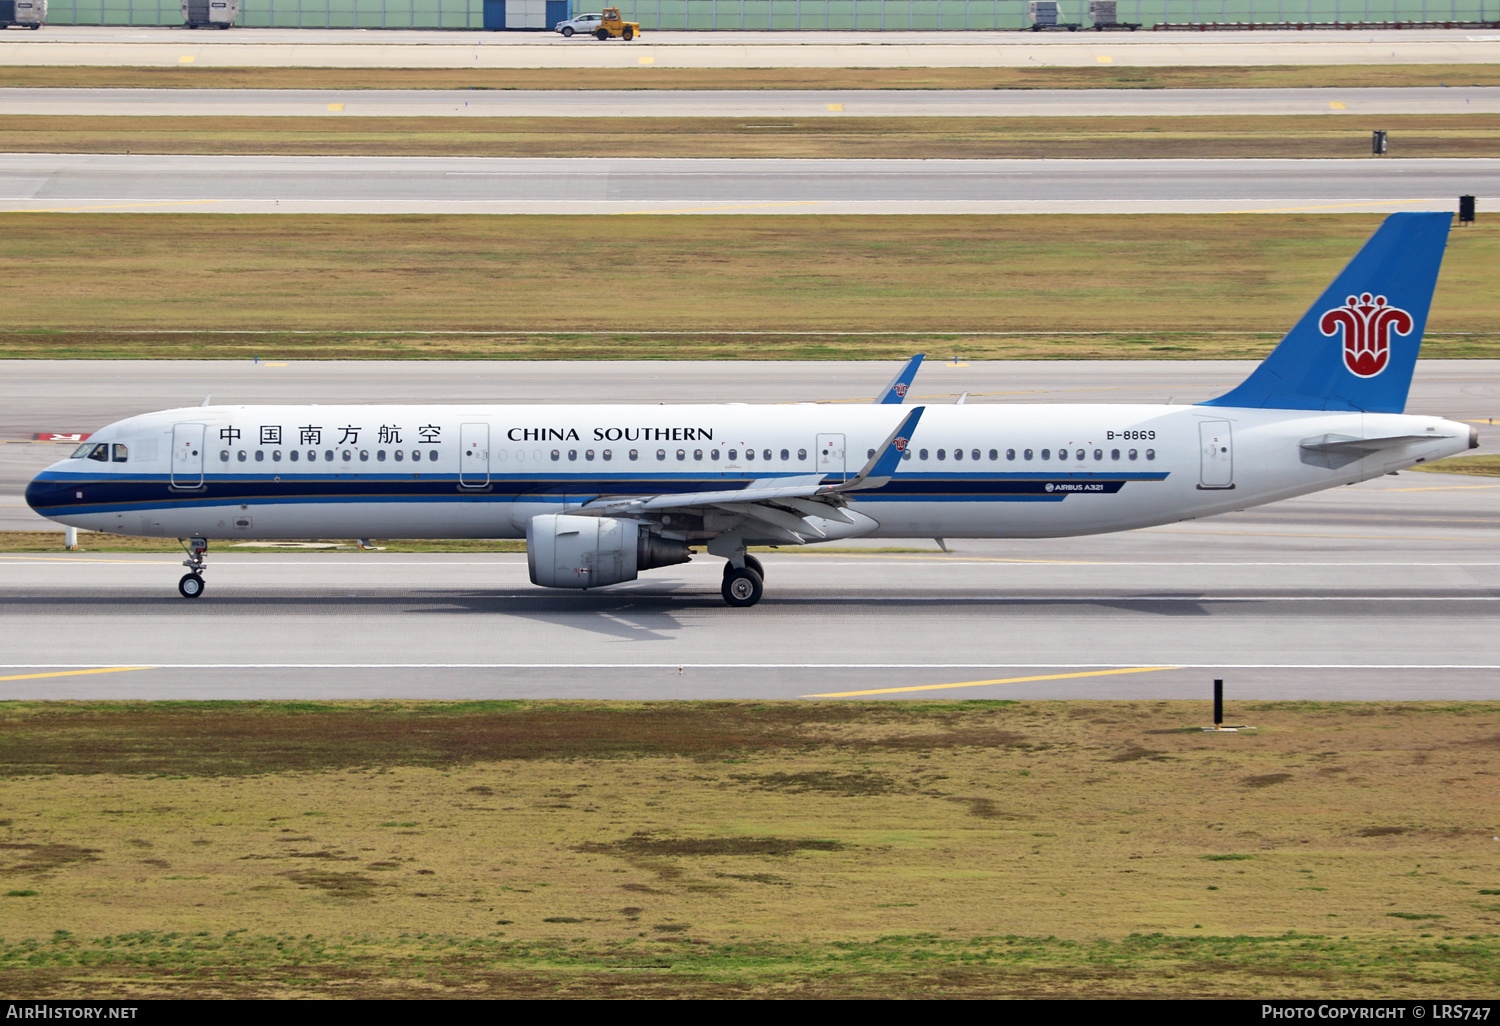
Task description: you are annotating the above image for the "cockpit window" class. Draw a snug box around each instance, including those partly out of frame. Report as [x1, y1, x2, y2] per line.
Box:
[86, 443, 109, 462]
[71, 442, 95, 459]
[112, 444, 128, 463]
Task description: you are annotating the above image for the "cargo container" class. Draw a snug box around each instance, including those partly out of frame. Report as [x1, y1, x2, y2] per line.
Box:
[0, 0, 46, 28]
[182, 0, 236, 28]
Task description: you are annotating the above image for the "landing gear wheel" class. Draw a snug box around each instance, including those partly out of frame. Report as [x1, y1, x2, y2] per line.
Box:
[178, 573, 205, 599]
[721, 567, 763, 608]
[725, 555, 765, 580]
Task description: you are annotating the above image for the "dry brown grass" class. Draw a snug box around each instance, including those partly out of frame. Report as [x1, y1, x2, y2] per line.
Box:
[4, 113, 1498, 159]
[4, 64, 1500, 91]
[1413, 454, 1500, 477]
[0, 700, 1496, 997]
[2, 214, 1498, 360]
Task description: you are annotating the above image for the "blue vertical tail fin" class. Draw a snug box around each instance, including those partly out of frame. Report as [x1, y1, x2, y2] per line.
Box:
[1200, 212, 1451, 414]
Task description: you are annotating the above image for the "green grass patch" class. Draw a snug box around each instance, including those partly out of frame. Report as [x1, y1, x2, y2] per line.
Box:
[5, 64, 1500, 91]
[1412, 454, 1500, 477]
[2, 214, 1499, 360]
[0, 700, 1498, 997]
[4, 113, 1498, 160]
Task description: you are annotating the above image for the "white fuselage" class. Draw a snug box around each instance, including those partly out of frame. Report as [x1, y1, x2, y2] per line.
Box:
[28, 402, 1472, 544]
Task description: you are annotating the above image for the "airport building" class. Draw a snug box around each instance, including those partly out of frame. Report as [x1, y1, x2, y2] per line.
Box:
[38, 0, 1500, 29]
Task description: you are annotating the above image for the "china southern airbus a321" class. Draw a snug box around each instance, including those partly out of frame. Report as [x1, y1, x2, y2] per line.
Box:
[26, 213, 1478, 607]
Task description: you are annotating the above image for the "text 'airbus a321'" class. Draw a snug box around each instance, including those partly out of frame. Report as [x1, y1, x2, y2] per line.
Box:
[26, 212, 1477, 607]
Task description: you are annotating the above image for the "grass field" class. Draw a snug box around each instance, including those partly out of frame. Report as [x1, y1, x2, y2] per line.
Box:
[0, 700, 1495, 998]
[7, 113, 1498, 160]
[2, 214, 1498, 360]
[5, 64, 1500, 91]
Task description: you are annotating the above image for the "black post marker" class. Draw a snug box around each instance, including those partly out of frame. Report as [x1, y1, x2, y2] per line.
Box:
[1214, 679, 1224, 729]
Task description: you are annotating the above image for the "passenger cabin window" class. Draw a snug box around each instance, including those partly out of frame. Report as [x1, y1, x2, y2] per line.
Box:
[585, 450, 595, 461]
[1128, 449, 1137, 461]
[629, 449, 639, 461]
[1094, 449, 1103, 461]
[780, 449, 789, 461]
[255, 450, 265, 462]
[376, 450, 386, 462]
[745, 449, 755, 461]
[798, 448, 807, 461]
[1006, 449, 1015, 461]
[656, 449, 666, 461]
[952, 448, 961, 461]
[937, 449, 946, 461]
[1076, 449, 1086, 461]
[603, 450, 613, 461]
[1111, 449, 1120, 461]
[694, 449, 703, 461]
[762, 449, 772, 461]
[220, 450, 230, 462]
[290, 450, 300, 462]
[919, 449, 929, 460]
[238, 451, 247, 462]
[1041, 449, 1050, 460]
[728, 449, 738, 461]
[1146, 449, 1156, 461]
[394, 450, 404, 462]
[677, 449, 686, 461]
[1023, 449, 1033, 460]
[112, 444, 129, 463]
[273, 450, 283, 462]
[359, 450, 369, 462]
[867, 449, 876, 459]
[711, 449, 720, 460]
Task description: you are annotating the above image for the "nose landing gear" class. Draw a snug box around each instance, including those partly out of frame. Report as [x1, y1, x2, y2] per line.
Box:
[178, 536, 208, 598]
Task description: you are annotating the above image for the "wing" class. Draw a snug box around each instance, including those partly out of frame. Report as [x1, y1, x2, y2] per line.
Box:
[873, 354, 924, 405]
[570, 407, 926, 543]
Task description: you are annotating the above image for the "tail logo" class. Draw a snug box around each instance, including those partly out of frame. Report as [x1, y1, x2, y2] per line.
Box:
[1320, 293, 1414, 379]
[892, 383, 910, 398]
[893, 437, 909, 452]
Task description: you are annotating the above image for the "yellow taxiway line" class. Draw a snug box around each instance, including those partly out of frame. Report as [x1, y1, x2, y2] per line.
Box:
[803, 665, 1178, 698]
[0, 667, 155, 683]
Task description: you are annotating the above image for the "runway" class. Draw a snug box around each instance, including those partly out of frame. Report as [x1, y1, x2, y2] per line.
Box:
[7, 85, 1500, 117]
[3, 153, 1495, 213]
[5, 26, 1500, 68]
[3, 483, 1498, 700]
[2, 358, 1496, 701]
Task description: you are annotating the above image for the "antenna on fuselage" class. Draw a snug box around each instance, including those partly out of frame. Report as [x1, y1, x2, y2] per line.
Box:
[200, 395, 212, 407]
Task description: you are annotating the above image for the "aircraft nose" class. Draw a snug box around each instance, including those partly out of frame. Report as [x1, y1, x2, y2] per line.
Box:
[25, 471, 72, 514]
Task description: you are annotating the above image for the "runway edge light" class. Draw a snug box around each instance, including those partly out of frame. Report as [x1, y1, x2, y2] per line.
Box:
[1203, 678, 1251, 733]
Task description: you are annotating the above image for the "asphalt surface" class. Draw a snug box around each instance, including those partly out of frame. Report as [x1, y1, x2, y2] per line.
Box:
[3, 153, 1495, 213]
[4, 26, 1500, 68]
[2, 359, 1496, 701]
[2, 484, 1498, 700]
[7, 85, 1500, 117]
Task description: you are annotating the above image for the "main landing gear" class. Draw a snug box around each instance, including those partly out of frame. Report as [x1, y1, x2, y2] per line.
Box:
[721, 554, 765, 608]
[178, 536, 208, 598]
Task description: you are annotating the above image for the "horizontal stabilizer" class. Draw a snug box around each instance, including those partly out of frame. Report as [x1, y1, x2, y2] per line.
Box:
[1299, 432, 1454, 469]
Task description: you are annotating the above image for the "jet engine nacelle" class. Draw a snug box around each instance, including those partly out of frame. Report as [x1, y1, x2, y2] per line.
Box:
[527, 513, 692, 589]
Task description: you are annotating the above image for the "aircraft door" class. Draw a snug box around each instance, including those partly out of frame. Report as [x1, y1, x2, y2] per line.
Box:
[1198, 420, 1234, 490]
[460, 423, 490, 488]
[816, 433, 846, 483]
[170, 423, 205, 489]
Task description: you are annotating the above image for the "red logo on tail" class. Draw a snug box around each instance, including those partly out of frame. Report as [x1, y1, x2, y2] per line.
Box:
[893, 437, 909, 452]
[1319, 292, 1413, 379]
[892, 383, 909, 398]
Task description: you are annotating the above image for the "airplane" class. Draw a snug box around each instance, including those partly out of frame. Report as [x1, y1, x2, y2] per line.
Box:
[26, 212, 1477, 607]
